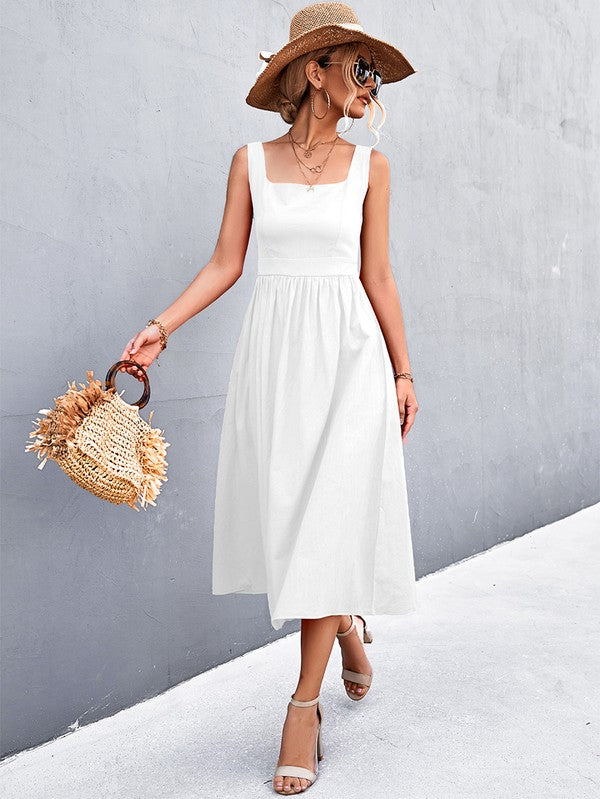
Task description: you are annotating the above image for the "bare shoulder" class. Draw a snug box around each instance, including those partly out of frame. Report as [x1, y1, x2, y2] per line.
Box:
[231, 143, 249, 172]
[366, 147, 390, 189]
[224, 144, 251, 192]
[262, 137, 288, 150]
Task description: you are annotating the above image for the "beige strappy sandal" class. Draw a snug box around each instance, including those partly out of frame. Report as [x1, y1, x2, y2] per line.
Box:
[272, 694, 324, 793]
[336, 614, 374, 701]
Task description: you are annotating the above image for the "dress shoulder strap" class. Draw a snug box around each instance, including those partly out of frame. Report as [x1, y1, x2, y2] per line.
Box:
[246, 141, 264, 208]
[349, 143, 372, 197]
[246, 141, 257, 189]
[246, 141, 260, 205]
[361, 144, 373, 193]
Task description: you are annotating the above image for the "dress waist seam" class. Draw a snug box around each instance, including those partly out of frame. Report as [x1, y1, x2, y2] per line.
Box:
[256, 273, 359, 278]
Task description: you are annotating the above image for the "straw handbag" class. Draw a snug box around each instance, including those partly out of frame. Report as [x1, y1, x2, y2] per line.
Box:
[25, 360, 170, 511]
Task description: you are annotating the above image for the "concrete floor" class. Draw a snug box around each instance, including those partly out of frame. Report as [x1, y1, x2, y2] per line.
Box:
[1, 504, 598, 799]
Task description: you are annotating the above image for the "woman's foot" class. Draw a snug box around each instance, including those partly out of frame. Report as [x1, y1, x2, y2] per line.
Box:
[273, 697, 321, 793]
[337, 615, 373, 697]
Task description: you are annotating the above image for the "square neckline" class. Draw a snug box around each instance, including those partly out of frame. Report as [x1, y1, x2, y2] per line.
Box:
[259, 141, 360, 188]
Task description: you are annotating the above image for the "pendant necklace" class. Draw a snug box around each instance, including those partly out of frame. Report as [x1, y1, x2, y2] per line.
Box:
[287, 131, 340, 192]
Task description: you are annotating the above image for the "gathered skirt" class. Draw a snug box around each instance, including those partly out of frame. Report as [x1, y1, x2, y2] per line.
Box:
[211, 272, 417, 630]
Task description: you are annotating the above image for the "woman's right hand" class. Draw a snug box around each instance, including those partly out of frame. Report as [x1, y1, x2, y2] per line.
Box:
[118, 325, 164, 382]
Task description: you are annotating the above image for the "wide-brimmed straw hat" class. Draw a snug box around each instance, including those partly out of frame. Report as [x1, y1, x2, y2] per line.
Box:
[246, 2, 416, 113]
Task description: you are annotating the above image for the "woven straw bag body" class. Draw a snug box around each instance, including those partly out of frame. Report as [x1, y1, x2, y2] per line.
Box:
[26, 361, 169, 511]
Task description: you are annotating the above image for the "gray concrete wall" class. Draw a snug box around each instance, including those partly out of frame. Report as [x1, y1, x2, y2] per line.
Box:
[1, 0, 598, 760]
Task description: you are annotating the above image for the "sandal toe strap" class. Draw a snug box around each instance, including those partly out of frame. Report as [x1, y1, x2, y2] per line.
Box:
[274, 765, 316, 782]
[341, 667, 372, 686]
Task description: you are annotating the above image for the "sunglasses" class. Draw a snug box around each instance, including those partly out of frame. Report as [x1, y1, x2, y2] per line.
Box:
[320, 55, 383, 97]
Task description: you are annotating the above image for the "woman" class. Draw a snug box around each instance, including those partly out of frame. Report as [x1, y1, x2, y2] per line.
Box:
[119, 3, 419, 793]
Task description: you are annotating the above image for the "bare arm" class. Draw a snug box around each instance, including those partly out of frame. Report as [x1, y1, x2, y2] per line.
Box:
[359, 149, 418, 439]
[119, 145, 253, 376]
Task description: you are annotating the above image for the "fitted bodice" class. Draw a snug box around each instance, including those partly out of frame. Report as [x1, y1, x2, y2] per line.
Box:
[247, 141, 371, 277]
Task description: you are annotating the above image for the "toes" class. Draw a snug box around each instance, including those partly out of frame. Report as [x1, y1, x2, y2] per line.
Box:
[345, 680, 365, 695]
[281, 777, 304, 792]
[273, 777, 301, 794]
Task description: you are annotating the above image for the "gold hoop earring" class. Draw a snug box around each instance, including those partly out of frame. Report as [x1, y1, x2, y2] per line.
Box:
[311, 87, 330, 119]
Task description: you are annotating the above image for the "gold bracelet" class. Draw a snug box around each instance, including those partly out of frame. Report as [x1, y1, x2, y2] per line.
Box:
[146, 318, 168, 366]
[394, 371, 413, 383]
[146, 318, 168, 351]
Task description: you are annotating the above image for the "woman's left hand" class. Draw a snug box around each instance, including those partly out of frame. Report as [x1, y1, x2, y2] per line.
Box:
[396, 380, 418, 442]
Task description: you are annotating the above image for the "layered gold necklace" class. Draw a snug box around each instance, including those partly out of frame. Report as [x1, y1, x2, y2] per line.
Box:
[287, 130, 340, 192]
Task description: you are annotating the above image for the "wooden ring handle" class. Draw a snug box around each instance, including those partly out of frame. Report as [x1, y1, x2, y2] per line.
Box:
[104, 360, 151, 409]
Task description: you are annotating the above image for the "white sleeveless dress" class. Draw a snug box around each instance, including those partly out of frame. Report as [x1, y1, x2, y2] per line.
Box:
[211, 140, 417, 631]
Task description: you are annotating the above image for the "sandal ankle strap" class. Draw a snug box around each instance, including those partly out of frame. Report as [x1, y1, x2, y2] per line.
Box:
[289, 693, 320, 707]
[336, 616, 356, 638]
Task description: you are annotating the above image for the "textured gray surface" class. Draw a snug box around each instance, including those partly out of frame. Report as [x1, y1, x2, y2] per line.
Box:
[1, 0, 599, 759]
[1, 505, 598, 797]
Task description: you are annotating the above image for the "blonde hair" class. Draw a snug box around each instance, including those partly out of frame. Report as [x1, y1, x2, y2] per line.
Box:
[276, 42, 386, 143]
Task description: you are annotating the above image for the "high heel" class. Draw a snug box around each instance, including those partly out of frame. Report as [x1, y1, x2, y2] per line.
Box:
[336, 614, 374, 700]
[272, 694, 324, 793]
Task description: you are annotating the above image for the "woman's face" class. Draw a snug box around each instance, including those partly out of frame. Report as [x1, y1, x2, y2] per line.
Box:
[319, 44, 378, 117]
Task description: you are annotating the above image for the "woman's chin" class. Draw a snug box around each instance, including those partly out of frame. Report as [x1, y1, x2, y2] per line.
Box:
[339, 101, 369, 121]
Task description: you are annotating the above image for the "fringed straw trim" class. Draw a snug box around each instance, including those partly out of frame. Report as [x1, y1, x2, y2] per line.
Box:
[135, 424, 170, 511]
[25, 370, 113, 468]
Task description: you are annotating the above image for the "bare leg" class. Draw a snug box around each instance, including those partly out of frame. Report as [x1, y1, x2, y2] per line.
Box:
[273, 615, 341, 794]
